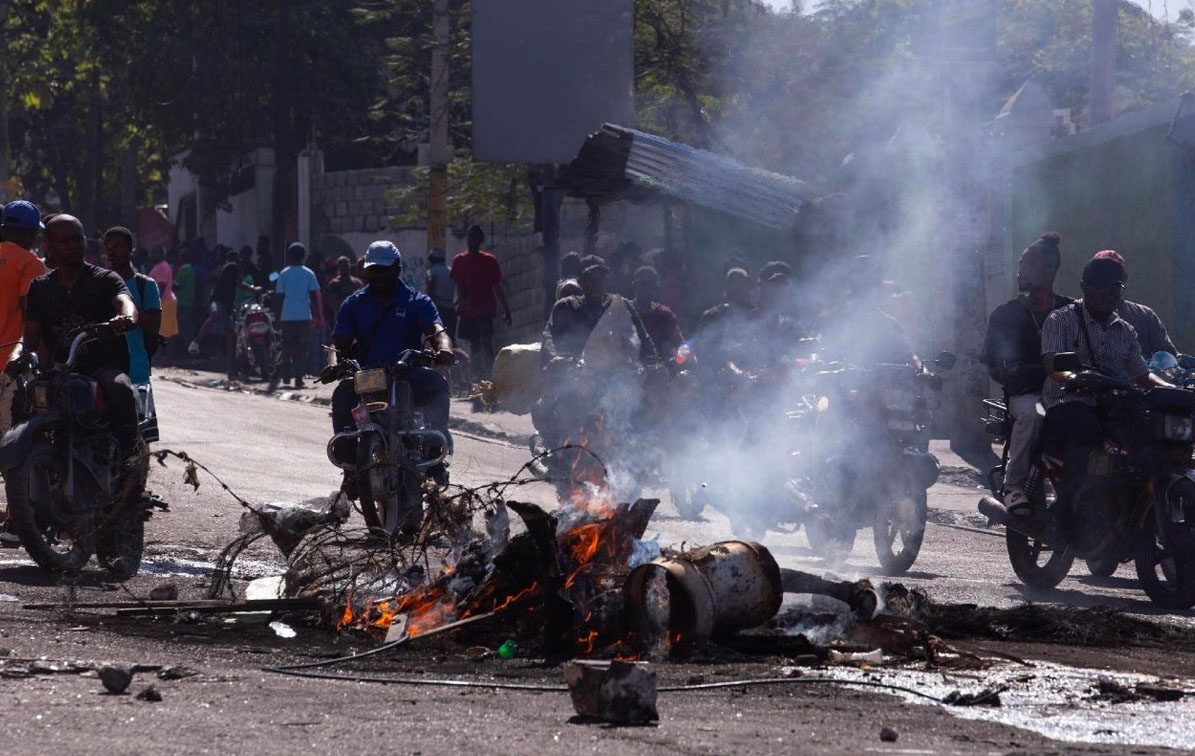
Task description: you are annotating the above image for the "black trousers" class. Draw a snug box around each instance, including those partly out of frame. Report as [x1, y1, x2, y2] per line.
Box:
[1043, 400, 1104, 510]
[279, 321, 311, 383]
[93, 367, 140, 455]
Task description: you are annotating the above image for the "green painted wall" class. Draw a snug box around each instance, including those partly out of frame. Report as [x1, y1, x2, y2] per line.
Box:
[1005, 123, 1182, 346]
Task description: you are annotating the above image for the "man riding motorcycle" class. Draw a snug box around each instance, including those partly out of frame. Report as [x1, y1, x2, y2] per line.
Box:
[7, 215, 140, 465]
[1038, 254, 1170, 521]
[324, 241, 453, 491]
[534, 255, 656, 449]
[980, 232, 1071, 512]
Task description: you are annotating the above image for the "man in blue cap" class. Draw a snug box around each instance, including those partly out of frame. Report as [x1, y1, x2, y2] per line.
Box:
[0, 201, 47, 439]
[325, 240, 454, 488]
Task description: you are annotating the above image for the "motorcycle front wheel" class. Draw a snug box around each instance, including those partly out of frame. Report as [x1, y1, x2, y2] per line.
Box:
[1135, 479, 1195, 609]
[1006, 528, 1073, 590]
[358, 434, 422, 539]
[805, 515, 857, 564]
[5, 450, 95, 574]
[873, 492, 927, 575]
[97, 456, 150, 581]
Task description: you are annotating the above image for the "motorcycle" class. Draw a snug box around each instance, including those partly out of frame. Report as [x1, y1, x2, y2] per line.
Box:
[323, 349, 452, 539]
[235, 291, 280, 382]
[793, 352, 955, 574]
[978, 352, 1195, 609]
[0, 324, 153, 579]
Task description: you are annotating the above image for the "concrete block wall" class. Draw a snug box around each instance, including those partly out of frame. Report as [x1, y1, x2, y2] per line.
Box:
[313, 167, 419, 236]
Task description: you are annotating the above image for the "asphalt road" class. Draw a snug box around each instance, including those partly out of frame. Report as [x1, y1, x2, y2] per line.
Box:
[140, 375, 1183, 620]
[0, 378, 1190, 755]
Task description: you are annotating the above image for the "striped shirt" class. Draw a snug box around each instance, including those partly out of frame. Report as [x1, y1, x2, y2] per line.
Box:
[1117, 300, 1176, 359]
[1041, 301, 1148, 409]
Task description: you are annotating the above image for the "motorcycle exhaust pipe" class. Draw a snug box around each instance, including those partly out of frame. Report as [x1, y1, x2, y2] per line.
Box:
[977, 495, 1010, 527]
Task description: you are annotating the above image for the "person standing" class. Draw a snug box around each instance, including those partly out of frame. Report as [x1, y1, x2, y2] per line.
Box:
[0, 201, 46, 438]
[270, 242, 321, 391]
[423, 248, 455, 341]
[451, 225, 511, 380]
[104, 227, 162, 386]
[980, 232, 1072, 512]
[149, 246, 178, 352]
[189, 249, 248, 381]
[172, 245, 197, 361]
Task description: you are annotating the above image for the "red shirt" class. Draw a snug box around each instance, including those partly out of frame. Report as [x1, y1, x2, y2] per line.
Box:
[450, 250, 502, 318]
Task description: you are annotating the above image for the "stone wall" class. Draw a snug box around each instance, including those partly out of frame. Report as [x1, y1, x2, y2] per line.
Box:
[312, 166, 418, 237]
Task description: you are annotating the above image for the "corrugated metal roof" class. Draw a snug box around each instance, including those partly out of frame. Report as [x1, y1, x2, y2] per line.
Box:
[621, 126, 809, 230]
[563, 124, 810, 231]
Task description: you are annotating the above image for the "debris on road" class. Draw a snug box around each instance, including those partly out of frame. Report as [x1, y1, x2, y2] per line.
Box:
[879, 726, 898, 742]
[565, 660, 659, 724]
[135, 684, 162, 702]
[99, 665, 134, 694]
[149, 583, 179, 601]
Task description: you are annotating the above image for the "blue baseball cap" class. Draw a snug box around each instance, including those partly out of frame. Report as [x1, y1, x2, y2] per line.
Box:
[1, 200, 45, 230]
[363, 240, 401, 268]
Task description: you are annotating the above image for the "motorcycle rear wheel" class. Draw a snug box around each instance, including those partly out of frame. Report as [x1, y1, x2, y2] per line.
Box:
[1135, 480, 1195, 609]
[252, 345, 273, 382]
[4, 451, 95, 574]
[358, 434, 422, 539]
[873, 492, 927, 575]
[1006, 528, 1073, 590]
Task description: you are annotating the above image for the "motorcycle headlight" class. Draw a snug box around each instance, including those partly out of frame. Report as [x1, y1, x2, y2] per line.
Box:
[883, 389, 918, 414]
[1163, 414, 1193, 441]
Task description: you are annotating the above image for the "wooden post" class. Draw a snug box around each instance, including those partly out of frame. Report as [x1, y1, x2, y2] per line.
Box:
[1090, 0, 1117, 126]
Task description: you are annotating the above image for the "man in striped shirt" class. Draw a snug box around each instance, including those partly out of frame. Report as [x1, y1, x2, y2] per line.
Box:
[1038, 253, 1169, 516]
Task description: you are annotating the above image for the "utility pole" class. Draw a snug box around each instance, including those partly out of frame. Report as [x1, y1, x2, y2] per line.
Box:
[271, 0, 295, 258]
[427, 0, 450, 254]
[1090, 0, 1117, 126]
[0, 0, 11, 203]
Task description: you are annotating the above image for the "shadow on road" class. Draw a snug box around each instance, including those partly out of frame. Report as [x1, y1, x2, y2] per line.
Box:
[0, 565, 120, 590]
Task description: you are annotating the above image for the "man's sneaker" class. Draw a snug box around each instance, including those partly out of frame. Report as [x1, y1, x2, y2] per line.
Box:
[0, 519, 20, 548]
[188, 340, 201, 356]
[1003, 488, 1032, 516]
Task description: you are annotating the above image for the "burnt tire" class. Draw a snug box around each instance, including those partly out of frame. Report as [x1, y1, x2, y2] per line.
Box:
[4, 452, 94, 574]
[873, 492, 927, 576]
[805, 516, 857, 563]
[1006, 528, 1073, 590]
[1135, 480, 1195, 610]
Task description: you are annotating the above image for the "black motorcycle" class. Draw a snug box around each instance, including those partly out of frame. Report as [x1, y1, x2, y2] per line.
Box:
[0, 324, 152, 579]
[978, 352, 1195, 609]
[324, 349, 452, 539]
[795, 353, 954, 575]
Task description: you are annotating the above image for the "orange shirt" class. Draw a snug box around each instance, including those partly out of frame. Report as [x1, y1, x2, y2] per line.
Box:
[0, 241, 47, 365]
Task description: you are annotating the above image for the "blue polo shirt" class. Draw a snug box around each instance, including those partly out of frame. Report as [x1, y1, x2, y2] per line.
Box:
[333, 282, 442, 368]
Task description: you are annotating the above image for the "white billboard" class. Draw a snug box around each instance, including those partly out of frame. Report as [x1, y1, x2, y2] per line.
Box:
[472, 0, 635, 164]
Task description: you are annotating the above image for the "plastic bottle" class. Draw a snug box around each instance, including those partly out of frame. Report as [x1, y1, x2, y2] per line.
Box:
[497, 639, 518, 659]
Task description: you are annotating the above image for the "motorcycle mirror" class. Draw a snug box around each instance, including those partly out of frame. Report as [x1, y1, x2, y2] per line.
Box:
[934, 351, 957, 370]
[1052, 352, 1082, 372]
